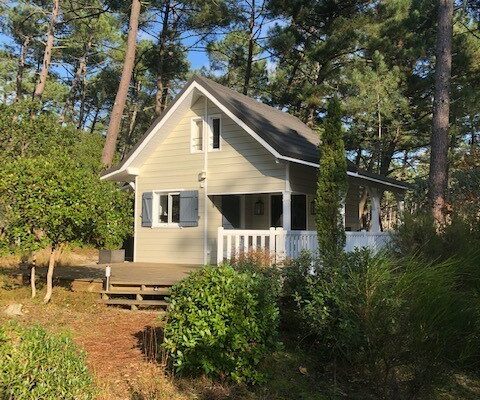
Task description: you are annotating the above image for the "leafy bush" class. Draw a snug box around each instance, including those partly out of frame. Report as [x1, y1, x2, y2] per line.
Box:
[0, 155, 133, 253]
[163, 264, 280, 383]
[283, 248, 480, 396]
[0, 323, 95, 399]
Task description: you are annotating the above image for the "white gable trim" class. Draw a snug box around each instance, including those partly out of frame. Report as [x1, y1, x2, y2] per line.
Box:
[101, 79, 408, 191]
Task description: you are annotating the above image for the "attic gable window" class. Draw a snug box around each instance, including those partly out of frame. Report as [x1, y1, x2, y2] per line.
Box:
[208, 115, 221, 151]
[191, 117, 203, 153]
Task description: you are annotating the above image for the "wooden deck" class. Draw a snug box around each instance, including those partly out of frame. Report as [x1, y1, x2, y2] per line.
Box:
[14, 262, 199, 293]
[12, 261, 199, 310]
[103, 262, 200, 286]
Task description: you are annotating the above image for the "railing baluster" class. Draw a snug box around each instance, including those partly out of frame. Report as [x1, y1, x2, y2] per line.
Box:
[234, 235, 240, 258]
[226, 235, 232, 261]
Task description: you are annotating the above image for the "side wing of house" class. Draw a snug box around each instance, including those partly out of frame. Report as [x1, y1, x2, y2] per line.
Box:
[135, 95, 286, 265]
[289, 163, 361, 231]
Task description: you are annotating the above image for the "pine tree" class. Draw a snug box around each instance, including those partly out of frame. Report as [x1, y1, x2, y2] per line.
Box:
[430, 0, 454, 225]
[315, 97, 347, 266]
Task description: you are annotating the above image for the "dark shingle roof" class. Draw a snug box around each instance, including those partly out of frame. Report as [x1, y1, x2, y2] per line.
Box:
[196, 76, 322, 164]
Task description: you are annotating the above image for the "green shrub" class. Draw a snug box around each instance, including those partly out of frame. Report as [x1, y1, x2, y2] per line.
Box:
[391, 211, 480, 260]
[163, 264, 280, 383]
[283, 248, 480, 396]
[0, 323, 95, 399]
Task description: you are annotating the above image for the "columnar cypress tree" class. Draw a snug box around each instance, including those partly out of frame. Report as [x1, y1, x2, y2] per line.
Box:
[315, 97, 347, 265]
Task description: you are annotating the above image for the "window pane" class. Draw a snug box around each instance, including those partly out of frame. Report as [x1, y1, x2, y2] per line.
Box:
[212, 118, 220, 149]
[159, 195, 168, 223]
[171, 194, 180, 223]
[193, 119, 203, 151]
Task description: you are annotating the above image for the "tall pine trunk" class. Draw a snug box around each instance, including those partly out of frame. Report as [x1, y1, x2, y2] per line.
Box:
[34, 0, 59, 99]
[102, 0, 141, 167]
[154, 0, 171, 116]
[62, 38, 91, 123]
[242, 0, 255, 96]
[429, 0, 453, 225]
[15, 36, 30, 101]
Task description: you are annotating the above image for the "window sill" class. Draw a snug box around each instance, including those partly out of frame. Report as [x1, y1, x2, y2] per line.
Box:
[151, 223, 181, 229]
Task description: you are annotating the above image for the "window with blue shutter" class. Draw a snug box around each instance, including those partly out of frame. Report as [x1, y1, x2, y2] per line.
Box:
[179, 190, 199, 227]
[141, 192, 153, 227]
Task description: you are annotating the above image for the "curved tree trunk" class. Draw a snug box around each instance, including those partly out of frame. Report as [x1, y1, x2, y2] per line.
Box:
[429, 0, 453, 225]
[34, 0, 60, 99]
[30, 254, 36, 299]
[102, 0, 141, 167]
[43, 245, 63, 303]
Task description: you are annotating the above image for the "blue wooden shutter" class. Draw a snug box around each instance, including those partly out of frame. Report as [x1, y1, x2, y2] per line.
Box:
[179, 191, 198, 227]
[141, 192, 153, 227]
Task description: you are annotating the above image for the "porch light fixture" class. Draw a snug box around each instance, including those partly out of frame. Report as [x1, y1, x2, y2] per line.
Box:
[254, 199, 264, 215]
[310, 200, 316, 215]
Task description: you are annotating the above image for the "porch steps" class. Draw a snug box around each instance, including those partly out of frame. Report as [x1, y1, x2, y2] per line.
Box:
[100, 288, 171, 296]
[98, 298, 168, 310]
[99, 282, 171, 310]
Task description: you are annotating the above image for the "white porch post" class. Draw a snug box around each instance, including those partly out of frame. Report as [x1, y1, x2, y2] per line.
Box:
[369, 187, 382, 233]
[340, 197, 346, 229]
[282, 191, 291, 231]
[217, 227, 224, 264]
[395, 192, 405, 225]
[283, 162, 292, 231]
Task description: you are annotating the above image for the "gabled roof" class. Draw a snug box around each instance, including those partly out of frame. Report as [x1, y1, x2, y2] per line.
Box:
[102, 75, 409, 190]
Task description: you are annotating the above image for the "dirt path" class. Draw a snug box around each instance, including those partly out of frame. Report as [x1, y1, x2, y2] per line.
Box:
[71, 309, 160, 398]
[0, 285, 186, 400]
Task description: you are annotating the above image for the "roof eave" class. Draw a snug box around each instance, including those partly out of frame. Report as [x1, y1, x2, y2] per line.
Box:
[100, 167, 138, 182]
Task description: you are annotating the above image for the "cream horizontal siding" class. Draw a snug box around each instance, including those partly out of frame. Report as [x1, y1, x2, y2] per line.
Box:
[206, 102, 285, 194]
[134, 96, 289, 264]
[134, 98, 206, 265]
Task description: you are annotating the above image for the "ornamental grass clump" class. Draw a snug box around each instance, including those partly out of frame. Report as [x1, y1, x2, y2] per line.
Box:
[163, 264, 280, 383]
[282, 248, 480, 397]
[0, 323, 95, 400]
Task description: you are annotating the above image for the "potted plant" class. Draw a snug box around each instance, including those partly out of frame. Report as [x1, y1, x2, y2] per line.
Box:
[98, 247, 125, 264]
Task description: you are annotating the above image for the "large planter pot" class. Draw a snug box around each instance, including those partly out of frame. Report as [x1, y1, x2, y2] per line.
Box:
[99, 249, 125, 264]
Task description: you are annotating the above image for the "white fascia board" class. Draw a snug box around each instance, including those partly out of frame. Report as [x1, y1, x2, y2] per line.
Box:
[347, 171, 409, 190]
[100, 167, 139, 181]
[100, 170, 120, 181]
[280, 156, 319, 168]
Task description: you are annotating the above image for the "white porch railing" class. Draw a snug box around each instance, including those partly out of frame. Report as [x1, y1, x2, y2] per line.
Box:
[217, 227, 391, 263]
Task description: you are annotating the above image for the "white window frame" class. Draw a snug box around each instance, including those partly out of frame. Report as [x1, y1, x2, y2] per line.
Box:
[208, 114, 222, 151]
[190, 117, 204, 153]
[152, 191, 181, 228]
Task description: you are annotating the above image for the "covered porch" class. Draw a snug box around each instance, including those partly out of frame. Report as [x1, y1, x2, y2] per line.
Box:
[212, 184, 405, 263]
